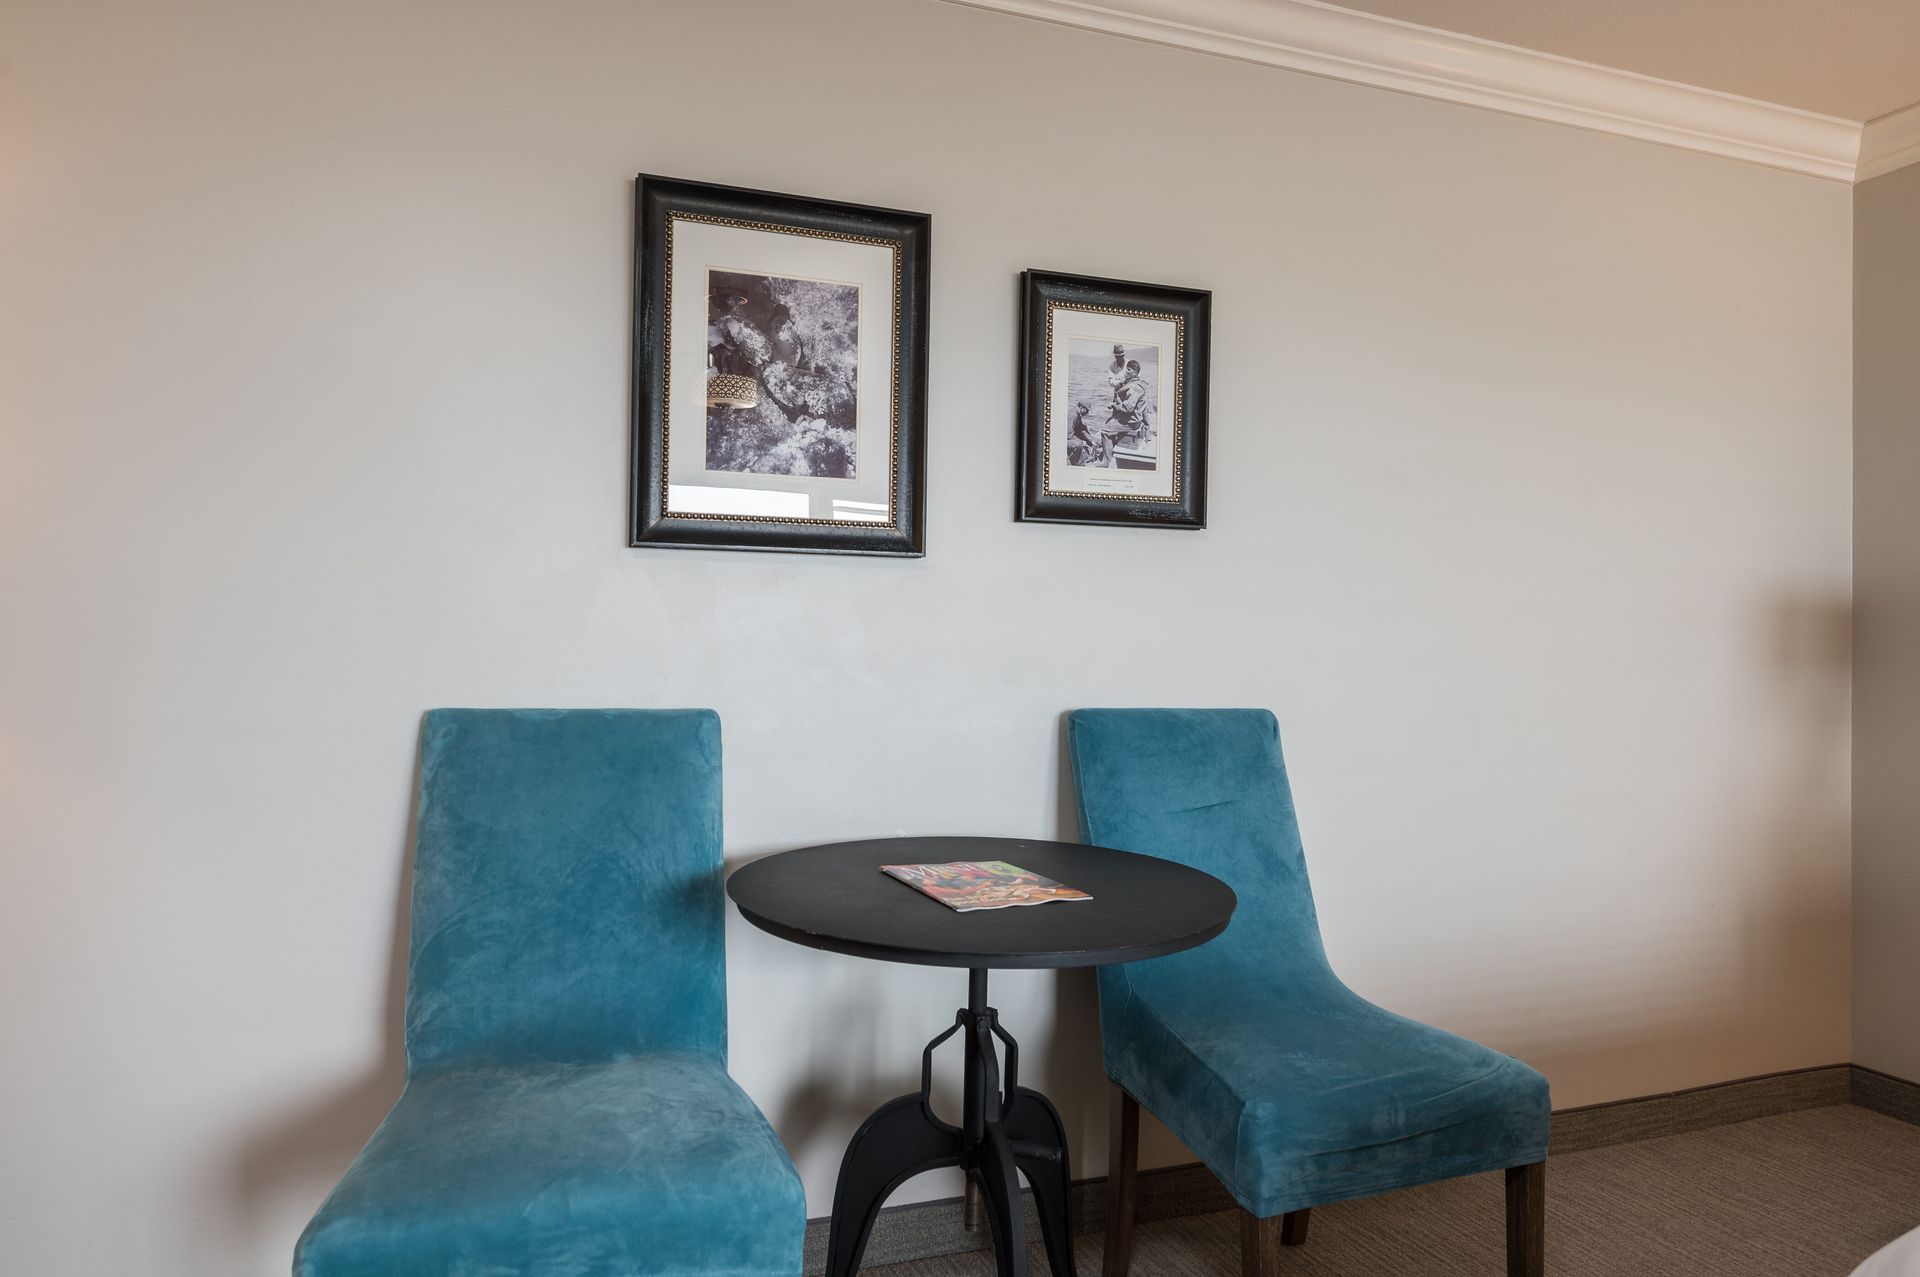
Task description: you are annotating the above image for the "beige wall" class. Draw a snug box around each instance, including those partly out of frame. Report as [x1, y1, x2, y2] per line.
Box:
[0, 1, 1853, 1273]
[1854, 161, 1920, 1083]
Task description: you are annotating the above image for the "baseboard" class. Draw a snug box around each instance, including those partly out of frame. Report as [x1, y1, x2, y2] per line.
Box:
[802, 1063, 1920, 1273]
[1547, 1063, 1854, 1153]
[1853, 1064, 1920, 1126]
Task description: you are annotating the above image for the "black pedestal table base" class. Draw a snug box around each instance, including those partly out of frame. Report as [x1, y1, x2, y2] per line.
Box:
[725, 838, 1236, 1277]
[826, 968, 1076, 1277]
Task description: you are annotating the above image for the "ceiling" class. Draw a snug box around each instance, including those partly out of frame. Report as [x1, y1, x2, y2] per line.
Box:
[1326, 0, 1920, 121]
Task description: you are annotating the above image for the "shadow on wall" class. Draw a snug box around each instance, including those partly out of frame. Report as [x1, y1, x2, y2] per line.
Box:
[1448, 591, 1852, 1099]
[752, 922, 928, 1172]
[224, 759, 419, 1262]
[1043, 715, 1110, 1168]
[1402, 592, 1852, 1100]
[758, 714, 1136, 1210]
[1018, 605, 1854, 1168]
[1741, 592, 1851, 1044]
[218, 598, 1851, 1252]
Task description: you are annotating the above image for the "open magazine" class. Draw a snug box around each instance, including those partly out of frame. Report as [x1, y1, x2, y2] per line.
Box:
[880, 860, 1092, 913]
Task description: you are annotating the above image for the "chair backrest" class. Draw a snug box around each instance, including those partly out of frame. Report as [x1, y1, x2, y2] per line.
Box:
[1067, 708, 1333, 978]
[403, 708, 727, 1074]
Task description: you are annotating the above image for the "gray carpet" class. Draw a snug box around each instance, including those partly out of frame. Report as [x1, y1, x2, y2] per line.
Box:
[866, 1106, 1920, 1276]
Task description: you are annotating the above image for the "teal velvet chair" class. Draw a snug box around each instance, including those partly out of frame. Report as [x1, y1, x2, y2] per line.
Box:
[1068, 709, 1549, 1277]
[294, 709, 805, 1277]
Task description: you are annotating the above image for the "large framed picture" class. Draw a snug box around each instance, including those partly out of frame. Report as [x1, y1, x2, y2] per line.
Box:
[632, 176, 930, 555]
[1017, 270, 1210, 529]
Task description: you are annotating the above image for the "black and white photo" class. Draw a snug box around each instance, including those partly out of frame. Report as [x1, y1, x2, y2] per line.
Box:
[706, 270, 860, 480]
[1064, 338, 1159, 471]
[632, 176, 930, 556]
[1018, 270, 1210, 529]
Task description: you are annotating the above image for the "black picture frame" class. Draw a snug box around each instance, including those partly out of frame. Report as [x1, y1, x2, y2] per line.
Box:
[632, 175, 930, 556]
[1017, 270, 1210, 529]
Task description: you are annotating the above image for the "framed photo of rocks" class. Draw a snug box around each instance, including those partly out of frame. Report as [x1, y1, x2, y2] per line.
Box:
[632, 176, 930, 555]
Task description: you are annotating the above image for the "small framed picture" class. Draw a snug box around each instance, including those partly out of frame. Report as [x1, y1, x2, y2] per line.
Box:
[1017, 270, 1210, 529]
[631, 175, 930, 556]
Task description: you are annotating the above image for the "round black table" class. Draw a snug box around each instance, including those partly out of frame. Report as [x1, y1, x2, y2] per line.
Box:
[727, 836, 1235, 1277]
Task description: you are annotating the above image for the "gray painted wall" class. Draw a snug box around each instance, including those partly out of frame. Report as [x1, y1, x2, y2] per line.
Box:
[0, 1, 1853, 1272]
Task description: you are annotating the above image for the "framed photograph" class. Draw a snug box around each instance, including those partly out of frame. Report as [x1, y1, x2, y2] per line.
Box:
[632, 175, 930, 555]
[1017, 270, 1210, 529]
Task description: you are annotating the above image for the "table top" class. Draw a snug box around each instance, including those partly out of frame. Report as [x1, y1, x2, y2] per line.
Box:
[726, 835, 1236, 969]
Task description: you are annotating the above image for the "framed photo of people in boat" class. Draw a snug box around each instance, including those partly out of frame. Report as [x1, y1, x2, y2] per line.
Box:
[1017, 270, 1210, 529]
[631, 175, 930, 556]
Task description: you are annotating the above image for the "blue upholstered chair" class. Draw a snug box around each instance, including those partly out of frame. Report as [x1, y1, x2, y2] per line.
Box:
[294, 709, 805, 1277]
[1068, 709, 1549, 1277]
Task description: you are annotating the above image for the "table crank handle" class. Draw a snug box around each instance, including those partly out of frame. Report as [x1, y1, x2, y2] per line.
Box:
[990, 1014, 1020, 1099]
[920, 1014, 964, 1106]
[917, 1013, 967, 1121]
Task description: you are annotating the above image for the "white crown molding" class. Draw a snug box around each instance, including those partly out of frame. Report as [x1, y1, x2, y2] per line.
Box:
[1859, 101, 1920, 183]
[936, 0, 1872, 182]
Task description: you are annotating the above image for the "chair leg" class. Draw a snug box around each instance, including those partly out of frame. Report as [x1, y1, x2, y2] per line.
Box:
[1240, 1210, 1279, 1277]
[1506, 1161, 1545, 1277]
[1102, 1085, 1140, 1277]
[1240, 1207, 1311, 1276]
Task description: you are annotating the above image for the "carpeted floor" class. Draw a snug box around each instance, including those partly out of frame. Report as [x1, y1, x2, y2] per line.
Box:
[866, 1106, 1920, 1277]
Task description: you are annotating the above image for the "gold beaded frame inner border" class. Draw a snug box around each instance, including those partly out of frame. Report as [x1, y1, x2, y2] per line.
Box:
[1041, 300, 1184, 503]
[661, 211, 902, 526]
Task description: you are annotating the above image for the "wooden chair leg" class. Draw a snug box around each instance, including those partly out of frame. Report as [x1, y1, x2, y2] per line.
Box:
[1241, 1207, 1310, 1276]
[1506, 1161, 1545, 1277]
[1102, 1085, 1140, 1277]
[1240, 1210, 1279, 1277]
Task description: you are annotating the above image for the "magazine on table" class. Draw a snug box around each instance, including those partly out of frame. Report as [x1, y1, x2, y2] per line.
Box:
[880, 860, 1092, 912]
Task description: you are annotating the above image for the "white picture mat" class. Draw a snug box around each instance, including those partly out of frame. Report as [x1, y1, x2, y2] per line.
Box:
[1045, 306, 1179, 501]
[666, 218, 895, 520]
